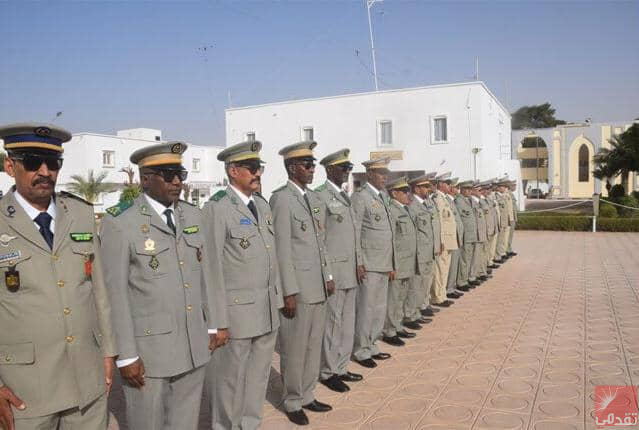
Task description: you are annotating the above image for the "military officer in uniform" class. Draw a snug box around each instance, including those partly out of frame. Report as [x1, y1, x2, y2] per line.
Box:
[382, 177, 417, 347]
[101, 142, 226, 430]
[454, 181, 478, 291]
[487, 180, 502, 268]
[469, 182, 488, 283]
[351, 157, 395, 368]
[507, 181, 518, 258]
[430, 173, 456, 308]
[446, 178, 465, 297]
[315, 149, 363, 393]
[203, 141, 282, 430]
[403, 175, 437, 329]
[495, 179, 512, 263]
[477, 181, 496, 279]
[0, 123, 116, 430]
[270, 141, 335, 426]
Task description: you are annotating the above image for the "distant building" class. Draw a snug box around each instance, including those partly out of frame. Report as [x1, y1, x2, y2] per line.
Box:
[512, 121, 639, 198]
[0, 128, 225, 211]
[226, 81, 521, 200]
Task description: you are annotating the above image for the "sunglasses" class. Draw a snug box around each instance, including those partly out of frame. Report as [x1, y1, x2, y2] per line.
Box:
[148, 169, 188, 182]
[338, 163, 353, 172]
[11, 154, 64, 172]
[235, 161, 264, 175]
[294, 160, 315, 170]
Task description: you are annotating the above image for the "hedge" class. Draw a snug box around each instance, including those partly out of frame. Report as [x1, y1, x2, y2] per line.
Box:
[517, 215, 639, 232]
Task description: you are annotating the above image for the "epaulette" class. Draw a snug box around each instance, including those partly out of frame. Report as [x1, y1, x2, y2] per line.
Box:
[179, 199, 196, 207]
[271, 184, 287, 193]
[314, 183, 327, 192]
[59, 191, 92, 206]
[210, 190, 227, 202]
[105, 200, 133, 217]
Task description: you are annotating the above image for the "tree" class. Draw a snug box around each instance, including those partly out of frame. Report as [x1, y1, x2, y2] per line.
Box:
[593, 123, 639, 191]
[119, 184, 142, 202]
[511, 103, 566, 130]
[66, 170, 117, 203]
[119, 166, 135, 185]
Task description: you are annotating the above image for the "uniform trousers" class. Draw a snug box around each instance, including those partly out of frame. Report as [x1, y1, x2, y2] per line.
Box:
[279, 301, 326, 412]
[496, 226, 511, 258]
[489, 232, 499, 263]
[420, 264, 436, 311]
[476, 242, 489, 277]
[507, 223, 515, 253]
[457, 243, 474, 286]
[353, 271, 389, 361]
[123, 365, 206, 430]
[15, 393, 107, 430]
[447, 248, 461, 293]
[208, 330, 277, 430]
[320, 287, 357, 380]
[383, 277, 411, 337]
[404, 263, 433, 320]
[470, 242, 484, 279]
[431, 251, 451, 304]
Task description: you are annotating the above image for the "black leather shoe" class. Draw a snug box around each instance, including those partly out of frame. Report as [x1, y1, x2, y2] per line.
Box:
[457, 285, 470, 292]
[372, 352, 391, 360]
[432, 301, 451, 307]
[286, 409, 309, 425]
[508, 252, 517, 257]
[303, 400, 332, 413]
[320, 375, 350, 392]
[447, 292, 462, 299]
[338, 371, 363, 382]
[403, 320, 422, 330]
[420, 308, 435, 317]
[469, 280, 481, 286]
[430, 307, 440, 313]
[397, 330, 416, 339]
[382, 335, 405, 346]
[487, 268, 493, 274]
[494, 258, 505, 264]
[416, 317, 431, 324]
[488, 264, 499, 269]
[479, 275, 488, 281]
[353, 357, 377, 368]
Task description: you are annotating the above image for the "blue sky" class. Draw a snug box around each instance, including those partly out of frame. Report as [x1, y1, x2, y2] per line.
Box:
[1, 1, 637, 146]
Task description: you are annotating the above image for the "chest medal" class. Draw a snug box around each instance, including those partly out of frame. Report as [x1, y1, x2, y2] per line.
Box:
[239, 237, 251, 249]
[149, 255, 160, 270]
[5, 266, 20, 292]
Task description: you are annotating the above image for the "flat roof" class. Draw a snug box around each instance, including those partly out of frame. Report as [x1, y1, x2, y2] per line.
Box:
[226, 80, 511, 117]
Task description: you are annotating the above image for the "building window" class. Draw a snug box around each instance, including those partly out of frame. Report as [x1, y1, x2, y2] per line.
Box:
[246, 132, 256, 141]
[155, 136, 161, 141]
[578, 144, 589, 182]
[377, 120, 393, 146]
[431, 116, 448, 144]
[301, 126, 314, 141]
[192, 158, 201, 172]
[102, 150, 115, 167]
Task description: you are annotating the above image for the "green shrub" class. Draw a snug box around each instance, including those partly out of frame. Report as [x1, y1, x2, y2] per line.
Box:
[599, 202, 618, 218]
[119, 184, 142, 202]
[597, 217, 639, 232]
[615, 195, 639, 217]
[516, 215, 592, 231]
[609, 184, 625, 199]
[632, 191, 639, 201]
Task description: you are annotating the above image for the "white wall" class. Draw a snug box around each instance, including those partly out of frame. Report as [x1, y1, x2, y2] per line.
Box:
[225, 81, 516, 198]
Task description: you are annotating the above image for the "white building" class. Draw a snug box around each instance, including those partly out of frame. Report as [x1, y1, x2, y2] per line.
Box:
[226, 81, 520, 199]
[0, 128, 226, 211]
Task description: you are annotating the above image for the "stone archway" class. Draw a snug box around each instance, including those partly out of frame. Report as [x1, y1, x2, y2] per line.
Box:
[568, 136, 595, 198]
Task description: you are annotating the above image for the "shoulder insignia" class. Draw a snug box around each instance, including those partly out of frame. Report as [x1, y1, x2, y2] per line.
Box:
[106, 200, 133, 217]
[210, 190, 227, 202]
[314, 183, 327, 192]
[179, 199, 196, 207]
[272, 184, 287, 193]
[59, 191, 92, 206]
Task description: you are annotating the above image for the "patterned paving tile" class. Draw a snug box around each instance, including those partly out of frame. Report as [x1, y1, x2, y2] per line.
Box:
[105, 231, 639, 429]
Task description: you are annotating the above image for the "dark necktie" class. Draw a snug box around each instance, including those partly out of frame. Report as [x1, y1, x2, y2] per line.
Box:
[163, 208, 176, 234]
[303, 193, 312, 213]
[247, 200, 259, 222]
[34, 212, 54, 249]
[340, 191, 350, 205]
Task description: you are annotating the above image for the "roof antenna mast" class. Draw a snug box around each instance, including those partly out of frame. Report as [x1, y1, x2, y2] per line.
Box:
[366, 0, 382, 91]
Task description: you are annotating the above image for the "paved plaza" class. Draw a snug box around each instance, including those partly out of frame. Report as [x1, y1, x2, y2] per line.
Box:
[108, 231, 639, 429]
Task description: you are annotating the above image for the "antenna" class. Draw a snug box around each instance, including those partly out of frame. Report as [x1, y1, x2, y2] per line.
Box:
[475, 56, 479, 81]
[366, 0, 383, 91]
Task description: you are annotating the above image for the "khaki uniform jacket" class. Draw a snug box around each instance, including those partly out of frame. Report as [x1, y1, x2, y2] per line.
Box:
[505, 193, 515, 224]
[101, 196, 220, 378]
[269, 182, 331, 304]
[202, 187, 283, 340]
[426, 197, 442, 256]
[449, 195, 464, 247]
[351, 184, 395, 273]
[432, 190, 457, 251]
[388, 200, 417, 280]
[472, 197, 488, 242]
[480, 197, 497, 237]
[315, 182, 360, 290]
[407, 198, 435, 275]
[0, 190, 116, 418]
[496, 193, 510, 229]
[455, 195, 477, 244]
[488, 193, 501, 232]
[510, 191, 518, 223]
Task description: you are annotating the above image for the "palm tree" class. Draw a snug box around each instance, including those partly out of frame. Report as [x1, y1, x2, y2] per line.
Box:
[594, 123, 639, 190]
[66, 170, 117, 203]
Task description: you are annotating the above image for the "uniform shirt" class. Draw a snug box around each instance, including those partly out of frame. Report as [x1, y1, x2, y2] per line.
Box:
[367, 182, 381, 197]
[116, 193, 217, 368]
[229, 184, 255, 207]
[14, 190, 57, 233]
